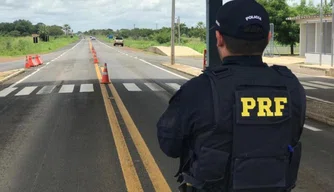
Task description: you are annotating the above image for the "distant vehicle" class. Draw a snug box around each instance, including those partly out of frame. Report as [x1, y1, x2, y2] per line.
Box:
[114, 37, 124, 46]
[91, 37, 96, 40]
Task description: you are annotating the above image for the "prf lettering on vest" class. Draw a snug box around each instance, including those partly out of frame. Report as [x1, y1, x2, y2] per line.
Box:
[241, 97, 288, 117]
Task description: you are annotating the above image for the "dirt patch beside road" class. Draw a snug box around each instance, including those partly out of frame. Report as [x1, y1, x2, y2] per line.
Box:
[0, 56, 25, 63]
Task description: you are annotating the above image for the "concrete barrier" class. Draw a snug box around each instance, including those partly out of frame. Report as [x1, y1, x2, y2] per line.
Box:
[306, 96, 334, 126]
[148, 46, 202, 57]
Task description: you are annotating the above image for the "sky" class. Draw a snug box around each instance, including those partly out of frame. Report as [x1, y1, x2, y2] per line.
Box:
[0, 0, 324, 32]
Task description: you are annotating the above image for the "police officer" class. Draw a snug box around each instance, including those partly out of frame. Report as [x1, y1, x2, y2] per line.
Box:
[157, 0, 306, 191]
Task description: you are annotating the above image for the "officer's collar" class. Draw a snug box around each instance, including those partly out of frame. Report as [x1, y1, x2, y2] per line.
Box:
[221, 55, 267, 67]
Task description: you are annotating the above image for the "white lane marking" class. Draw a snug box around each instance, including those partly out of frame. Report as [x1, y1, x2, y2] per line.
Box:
[139, 59, 189, 80]
[306, 95, 334, 104]
[37, 85, 56, 95]
[59, 84, 75, 93]
[304, 124, 322, 131]
[0, 87, 17, 97]
[8, 40, 83, 88]
[301, 82, 332, 89]
[80, 84, 94, 92]
[15, 86, 38, 96]
[144, 83, 165, 91]
[310, 81, 334, 87]
[303, 85, 316, 90]
[166, 83, 181, 91]
[123, 83, 142, 91]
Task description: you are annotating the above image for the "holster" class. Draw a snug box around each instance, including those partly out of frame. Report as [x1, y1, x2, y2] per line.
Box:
[178, 182, 197, 192]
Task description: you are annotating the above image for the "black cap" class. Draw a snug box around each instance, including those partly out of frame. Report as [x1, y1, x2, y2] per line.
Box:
[213, 0, 270, 41]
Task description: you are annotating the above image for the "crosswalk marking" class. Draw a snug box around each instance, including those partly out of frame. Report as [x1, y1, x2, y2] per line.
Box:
[80, 84, 94, 92]
[37, 85, 56, 95]
[0, 87, 17, 97]
[166, 83, 181, 91]
[15, 86, 38, 96]
[300, 82, 332, 89]
[310, 81, 334, 87]
[144, 83, 164, 91]
[123, 83, 142, 91]
[302, 85, 316, 90]
[59, 84, 75, 93]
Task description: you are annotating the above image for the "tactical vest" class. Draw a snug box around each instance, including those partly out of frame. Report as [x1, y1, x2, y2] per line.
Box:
[181, 64, 303, 192]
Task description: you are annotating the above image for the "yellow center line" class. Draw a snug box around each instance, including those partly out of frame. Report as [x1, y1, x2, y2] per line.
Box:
[108, 83, 172, 192]
[93, 64, 144, 192]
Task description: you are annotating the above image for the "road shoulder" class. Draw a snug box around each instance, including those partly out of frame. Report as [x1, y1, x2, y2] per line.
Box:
[0, 68, 25, 83]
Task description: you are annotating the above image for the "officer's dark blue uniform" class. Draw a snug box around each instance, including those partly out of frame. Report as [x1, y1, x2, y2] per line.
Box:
[157, 0, 306, 192]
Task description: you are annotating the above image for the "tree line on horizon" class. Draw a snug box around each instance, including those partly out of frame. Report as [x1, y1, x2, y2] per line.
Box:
[0, 20, 73, 38]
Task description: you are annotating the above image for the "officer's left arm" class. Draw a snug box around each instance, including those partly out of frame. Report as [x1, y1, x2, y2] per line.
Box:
[156, 85, 193, 158]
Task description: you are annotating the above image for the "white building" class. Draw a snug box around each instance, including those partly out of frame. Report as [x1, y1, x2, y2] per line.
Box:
[287, 14, 334, 66]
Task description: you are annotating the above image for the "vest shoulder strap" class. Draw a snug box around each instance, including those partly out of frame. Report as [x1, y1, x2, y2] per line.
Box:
[270, 65, 294, 78]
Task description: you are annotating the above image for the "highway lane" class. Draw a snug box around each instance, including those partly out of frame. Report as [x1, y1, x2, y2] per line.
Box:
[0, 40, 127, 192]
[94, 40, 334, 192]
[0, 41, 80, 72]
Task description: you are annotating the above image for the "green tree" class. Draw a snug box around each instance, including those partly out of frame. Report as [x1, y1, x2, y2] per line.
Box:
[49, 25, 64, 36]
[63, 24, 71, 35]
[257, 0, 299, 54]
[13, 19, 34, 35]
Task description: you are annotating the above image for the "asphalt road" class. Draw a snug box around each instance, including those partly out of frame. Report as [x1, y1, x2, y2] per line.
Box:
[0, 41, 80, 72]
[0, 39, 333, 192]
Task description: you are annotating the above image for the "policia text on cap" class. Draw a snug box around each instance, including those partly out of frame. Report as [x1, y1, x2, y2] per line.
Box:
[156, 0, 306, 192]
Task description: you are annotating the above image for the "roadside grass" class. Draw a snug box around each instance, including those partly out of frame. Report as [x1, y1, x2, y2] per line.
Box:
[0, 36, 79, 56]
[99, 35, 206, 53]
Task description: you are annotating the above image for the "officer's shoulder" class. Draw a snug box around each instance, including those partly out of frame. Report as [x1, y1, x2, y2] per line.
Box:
[168, 74, 210, 104]
[181, 73, 211, 91]
[270, 64, 296, 78]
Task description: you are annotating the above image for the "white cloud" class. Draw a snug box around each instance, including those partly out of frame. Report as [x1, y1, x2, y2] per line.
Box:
[0, 0, 207, 32]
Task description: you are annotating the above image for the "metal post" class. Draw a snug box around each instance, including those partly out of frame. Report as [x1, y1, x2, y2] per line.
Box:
[306, 22, 308, 53]
[178, 16, 181, 44]
[206, 0, 223, 69]
[325, 20, 328, 54]
[320, 0, 323, 66]
[270, 23, 274, 57]
[331, 3, 334, 66]
[171, 0, 175, 65]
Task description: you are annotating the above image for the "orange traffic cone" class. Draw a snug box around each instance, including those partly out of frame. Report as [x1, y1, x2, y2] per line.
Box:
[28, 56, 35, 67]
[35, 55, 43, 65]
[93, 55, 99, 64]
[101, 63, 110, 84]
[25, 56, 31, 69]
[32, 56, 39, 67]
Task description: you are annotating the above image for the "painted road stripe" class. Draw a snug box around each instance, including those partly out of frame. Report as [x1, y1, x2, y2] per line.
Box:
[0, 87, 17, 97]
[59, 84, 75, 93]
[80, 84, 94, 92]
[166, 83, 181, 91]
[300, 82, 332, 89]
[302, 85, 316, 90]
[310, 81, 334, 87]
[304, 124, 322, 132]
[37, 85, 56, 95]
[144, 83, 164, 91]
[123, 83, 141, 91]
[15, 86, 38, 96]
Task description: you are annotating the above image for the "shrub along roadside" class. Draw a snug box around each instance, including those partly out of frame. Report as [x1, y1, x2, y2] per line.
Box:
[0, 36, 79, 57]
